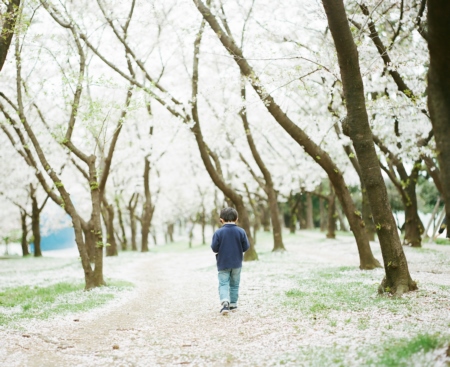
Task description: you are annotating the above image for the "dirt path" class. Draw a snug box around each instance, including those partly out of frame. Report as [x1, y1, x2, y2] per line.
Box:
[2, 232, 450, 366]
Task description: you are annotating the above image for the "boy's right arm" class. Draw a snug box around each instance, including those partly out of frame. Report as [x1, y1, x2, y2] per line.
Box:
[241, 231, 250, 252]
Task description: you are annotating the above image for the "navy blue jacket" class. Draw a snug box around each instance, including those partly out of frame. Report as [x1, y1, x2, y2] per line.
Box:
[211, 224, 250, 270]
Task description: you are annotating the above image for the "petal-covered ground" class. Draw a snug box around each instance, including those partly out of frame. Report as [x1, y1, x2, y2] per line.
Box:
[1, 231, 450, 366]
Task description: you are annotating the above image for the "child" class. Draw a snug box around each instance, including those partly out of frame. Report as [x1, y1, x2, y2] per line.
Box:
[211, 207, 250, 315]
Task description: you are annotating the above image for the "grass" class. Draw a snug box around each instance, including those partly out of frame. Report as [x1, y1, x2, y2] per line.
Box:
[435, 238, 450, 245]
[281, 261, 450, 366]
[0, 280, 133, 326]
[284, 266, 414, 315]
[376, 334, 442, 367]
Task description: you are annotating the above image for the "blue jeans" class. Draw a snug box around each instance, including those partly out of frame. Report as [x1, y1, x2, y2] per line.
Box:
[218, 268, 242, 306]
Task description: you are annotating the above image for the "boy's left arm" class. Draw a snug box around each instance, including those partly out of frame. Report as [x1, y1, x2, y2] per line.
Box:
[211, 232, 220, 253]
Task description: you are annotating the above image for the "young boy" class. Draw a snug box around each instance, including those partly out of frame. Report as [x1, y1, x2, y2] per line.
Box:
[211, 207, 250, 315]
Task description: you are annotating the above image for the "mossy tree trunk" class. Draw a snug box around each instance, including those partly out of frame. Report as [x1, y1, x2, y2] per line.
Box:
[322, 0, 416, 294]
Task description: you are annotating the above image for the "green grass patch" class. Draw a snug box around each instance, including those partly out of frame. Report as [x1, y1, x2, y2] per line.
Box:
[284, 267, 410, 315]
[435, 238, 450, 245]
[376, 334, 443, 367]
[0, 280, 133, 326]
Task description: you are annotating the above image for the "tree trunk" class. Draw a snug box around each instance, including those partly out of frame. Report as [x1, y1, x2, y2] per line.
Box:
[322, 0, 416, 294]
[31, 194, 42, 257]
[403, 183, 424, 247]
[20, 210, 30, 256]
[427, 0, 450, 229]
[200, 206, 206, 245]
[116, 198, 127, 250]
[128, 193, 138, 251]
[260, 204, 271, 232]
[306, 193, 314, 229]
[83, 226, 96, 264]
[297, 198, 306, 230]
[141, 158, 154, 253]
[168, 223, 174, 243]
[104, 203, 118, 256]
[336, 204, 348, 232]
[193, 0, 379, 269]
[319, 197, 327, 232]
[362, 189, 375, 241]
[87, 158, 105, 288]
[239, 81, 285, 252]
[0, 0, 21, 72]
[288, 193, 299, 233]
[326, 187, 336, 239]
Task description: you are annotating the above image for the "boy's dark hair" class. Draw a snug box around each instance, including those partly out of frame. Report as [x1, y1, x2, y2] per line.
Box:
[220, 207, 238, 222]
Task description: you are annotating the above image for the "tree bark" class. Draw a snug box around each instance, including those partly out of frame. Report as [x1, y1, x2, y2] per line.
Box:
[141, 157, 155, 253]
[306, 193, 314, 229]
[297, 198, 306, 230]
[362, 189, 375, 241]
[336, 204, 349, 232]
[0, 0, 21, 72]
[326, 186, 337, 239]
[167, 223, 174, 243]
[30, 189, 42, 257]
[319, 197, 327, 232]
[115, 197, 127, 250]
[127, 193, 139, 251]
[103, 202, 118, 256]
[322, 0, 416, 294]
[192, 0, 379, 269]
[20, 209, 29, 256]
[403, 177, 424, 247]
[427, 0, 450, 226]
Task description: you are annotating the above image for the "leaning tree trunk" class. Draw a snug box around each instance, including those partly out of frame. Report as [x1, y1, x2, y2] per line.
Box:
[322, 0, 416, 295]
[20, 210, 30, 256]
[192, 0, 380, 270]
[240, 81, 285, 252]
[31, 194, 42, 257]
[427, 0, 450, 227]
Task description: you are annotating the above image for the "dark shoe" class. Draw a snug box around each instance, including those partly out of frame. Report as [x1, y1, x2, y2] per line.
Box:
[230, 306, 238, 312]
[220, 302, 230, 315]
